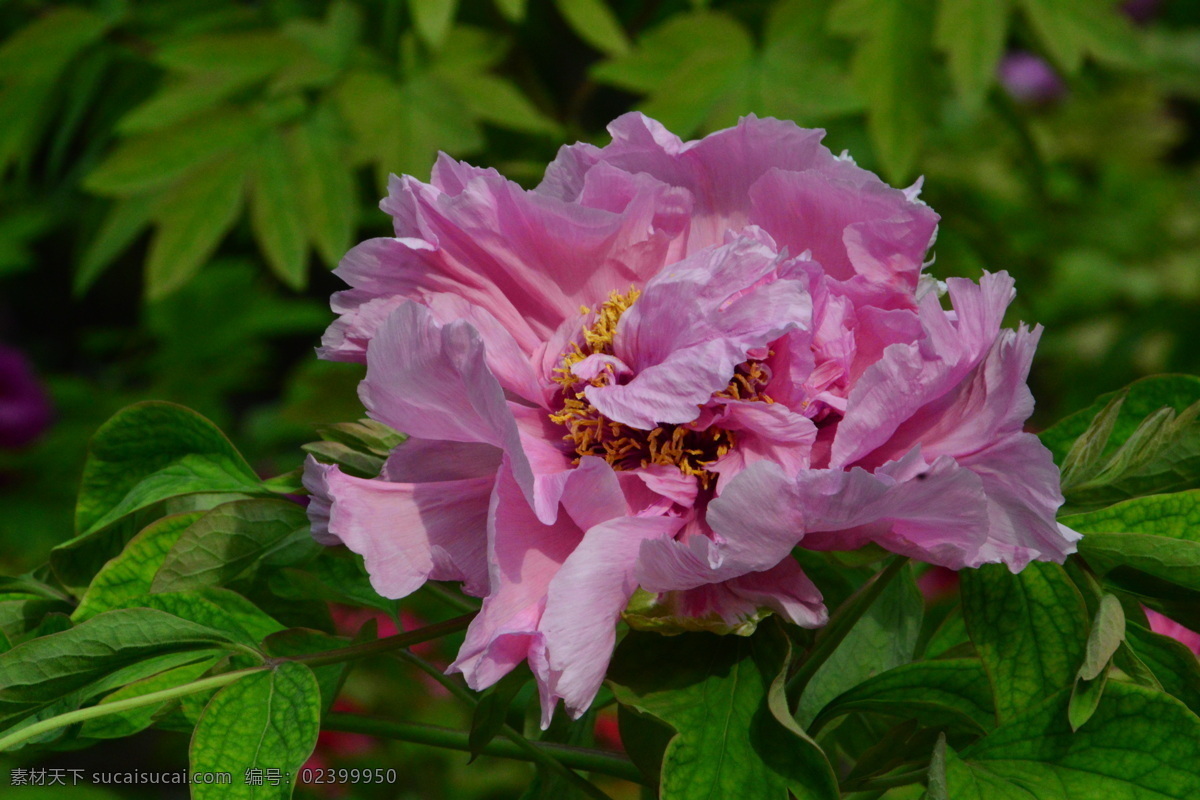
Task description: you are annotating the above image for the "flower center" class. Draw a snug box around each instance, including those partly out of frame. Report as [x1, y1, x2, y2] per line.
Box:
[548, 288, 773, 488]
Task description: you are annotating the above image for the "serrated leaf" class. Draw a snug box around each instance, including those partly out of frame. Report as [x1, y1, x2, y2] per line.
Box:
[0, 608, 234, 709]
[935, 0, 1008, 112]
[810, 659, 994, 735]
[961, 562, 1089, 723]
[80, 656, 222, 739]
[84, 111, 260, 197]
[946, 682, 1200, 798]
[249, 129, 308, 289]
[608, 625, 838, 800]
[554, 0, 631, 57]
[74, 402, 264, 537]
[829, 0, 935, 181]
[285, 109, 356, 266]
[152, 499, 310, 594]
[190, 662, 321, 799]
[74, 194, 155, 296]
[146, 153, 247, 299]
[797, 562, 923, 726]
[73, 511, 207, 621]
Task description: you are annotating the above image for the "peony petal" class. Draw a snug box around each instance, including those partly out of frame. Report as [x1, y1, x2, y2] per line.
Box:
[584, 234, 811, 428]
[302, 457, 490, 598]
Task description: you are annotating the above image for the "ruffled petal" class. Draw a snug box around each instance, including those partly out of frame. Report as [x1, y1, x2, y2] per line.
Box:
[584, 234, 811, 428]
[302, 457, 491, 598]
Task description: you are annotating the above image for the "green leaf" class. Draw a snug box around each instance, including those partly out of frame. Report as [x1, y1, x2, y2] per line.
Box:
[1079, 593, 1126, 681]
[1125, 621, 1200, 716]
[137, 589, 284, 646]
[829, 0, 935, 181]
[935, 0, 1008, 112]
[84, 111, 260, 197]
[410, 0, 460, 48]
[946, 682, 1200, 798]
[248, 129, 308, 289]
[262, 628, 348, 712]
[152, 499, 311, 594]
[286, 109, 356, 267]
[1018, 0, 1142, 74]
[313, 418, 405, 453]
[74, 194, 155, 296]
[591, 12, 754, 138]
[438, 72, 561, 136]
[73, 511, 207, 621]
[1066, 490, 1200, 592]
[608, 625, 838, 800]
[0, 608, 234, 709]
[469, 667, 530, 759]
[269, 553, 395, 613]
[494, 0, 528, 22]
[301, 441, 385, 479]
[191, 662, 322, 799]
[74, 402, 264, 537]
[1042, 375, 1200, 468]
[0, 8, 109, 84]
[810, 659, 995, 735]
[554, 0, 631, 57]
[79, 656, 223, 739]
[960, 562, 1089, 724]
[146, 153, 247, 300]
[928, 733, 950, 800]
[796, 562, 923, 726]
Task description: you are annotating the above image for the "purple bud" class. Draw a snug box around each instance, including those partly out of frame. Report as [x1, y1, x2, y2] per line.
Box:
[0, 344, 53, 449]
[998, 51, 1066, 105]
[1122, 0, 1161, 24]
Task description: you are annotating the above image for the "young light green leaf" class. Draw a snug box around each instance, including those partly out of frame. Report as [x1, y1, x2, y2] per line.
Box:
[554, 0, 631, 57]
[73, 511, 206, 621]
[960, 562, 1089, 723]
[152, 499, 311, 594]
[301, 441, 384, 479]
[1067, 660, 1109, 731]
[313, 418, 406, 454]
[608, 626, 838, 800]
[285, 109, 356, 267]
[809, 659, 995, 736]
[1079, 593, 1125, 681]
[146, 153, 247, 300]
[796, 562, 923, 726]
[928, 733, 950, 800]
[84, 111, 260, 197]
[948, 682, 1200, 798]
[411, 0, 460, 49]
[249, 129, 308, 290]
[935, 0, 1008, 112]
[829, 0, 935, 181]
[74, 402, 264, 536]
[190, 662, 321, 800]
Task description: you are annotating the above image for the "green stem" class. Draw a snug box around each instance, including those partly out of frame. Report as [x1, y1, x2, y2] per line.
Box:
[285, 613, 473, 668]
[391, 650, 626, 800]
[787, 556, 910, 708]
[323, 714, 644, 786]
[0, 667, 265, 752]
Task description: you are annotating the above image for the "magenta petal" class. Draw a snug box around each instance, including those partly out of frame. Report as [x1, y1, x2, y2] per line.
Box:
[725, 558, 828, 628]
[302, 457, 490, 598]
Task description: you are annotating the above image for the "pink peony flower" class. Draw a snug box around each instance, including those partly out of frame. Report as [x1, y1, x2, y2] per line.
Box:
[304, 114, 1079, 724]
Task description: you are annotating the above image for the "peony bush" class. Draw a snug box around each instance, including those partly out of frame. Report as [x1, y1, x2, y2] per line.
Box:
[2, 115, 1200, 800]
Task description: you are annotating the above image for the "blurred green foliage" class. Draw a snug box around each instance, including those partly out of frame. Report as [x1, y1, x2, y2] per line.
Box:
[2, 0, 1199, 626]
